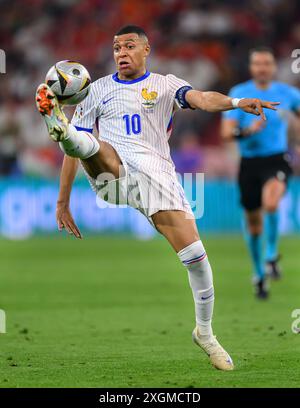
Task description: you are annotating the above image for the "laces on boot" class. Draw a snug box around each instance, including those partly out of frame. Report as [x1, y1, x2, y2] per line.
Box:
[36, 86, 55, 115]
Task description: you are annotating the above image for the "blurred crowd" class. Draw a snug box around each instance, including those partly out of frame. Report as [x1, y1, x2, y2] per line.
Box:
[1, 0, 300, 178]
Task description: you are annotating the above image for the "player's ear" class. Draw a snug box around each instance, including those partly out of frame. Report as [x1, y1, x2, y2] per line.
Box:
[144, 43, 151, 57]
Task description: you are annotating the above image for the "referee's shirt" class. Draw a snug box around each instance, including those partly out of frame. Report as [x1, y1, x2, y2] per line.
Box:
[223, 80, 300, 158]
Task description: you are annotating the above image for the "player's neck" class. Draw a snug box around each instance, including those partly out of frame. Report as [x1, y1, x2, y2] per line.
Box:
[254, 80, 271, 90]
[117, 69, 147, 81]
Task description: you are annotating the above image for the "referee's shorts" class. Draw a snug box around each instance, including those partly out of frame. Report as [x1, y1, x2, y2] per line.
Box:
[238, 152, 292, 211]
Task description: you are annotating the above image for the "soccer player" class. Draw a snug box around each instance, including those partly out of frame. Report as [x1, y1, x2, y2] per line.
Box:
[36, 26, 278, 370]
[221, 47, 300, 299]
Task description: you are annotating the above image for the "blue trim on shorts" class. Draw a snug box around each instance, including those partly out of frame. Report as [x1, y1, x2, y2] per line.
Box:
[74, 126, 93, 133]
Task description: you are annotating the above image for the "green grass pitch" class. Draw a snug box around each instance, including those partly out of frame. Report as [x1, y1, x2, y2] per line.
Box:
[0, 235, 299, 388]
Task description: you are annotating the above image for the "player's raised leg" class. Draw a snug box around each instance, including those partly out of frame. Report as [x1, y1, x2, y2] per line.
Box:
[36, 83, 122, 180]
[152, 210, 234, 371]
[263, 178, 286, 280]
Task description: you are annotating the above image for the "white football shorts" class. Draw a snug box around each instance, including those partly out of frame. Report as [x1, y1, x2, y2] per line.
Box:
[83, 156, 193, 227]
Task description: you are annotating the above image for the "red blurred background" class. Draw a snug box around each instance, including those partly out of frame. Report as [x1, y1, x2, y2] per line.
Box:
[1, 0, 300, 180]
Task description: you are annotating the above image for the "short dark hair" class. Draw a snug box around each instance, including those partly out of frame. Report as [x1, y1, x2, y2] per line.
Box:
[115, 25, 148, 39]
[249, 46, 274, 59]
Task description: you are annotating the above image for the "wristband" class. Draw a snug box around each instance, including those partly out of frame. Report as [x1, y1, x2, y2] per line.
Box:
[231, 97, 244, 108]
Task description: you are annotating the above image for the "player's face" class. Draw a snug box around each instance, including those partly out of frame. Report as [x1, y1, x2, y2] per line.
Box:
[249, 52, 277, 85]
[113, 33, 150, 79]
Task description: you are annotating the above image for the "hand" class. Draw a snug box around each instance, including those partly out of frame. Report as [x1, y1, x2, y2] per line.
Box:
[238, 98, 280, 120]
[247, 118, 266, 135]
[56, 201, 82, 239]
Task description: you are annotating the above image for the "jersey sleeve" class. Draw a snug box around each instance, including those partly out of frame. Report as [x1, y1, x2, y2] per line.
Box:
[71, 83, 98, 133]
[222, 87, 243, 122]
[166, 74, 194, 110]
[288, 85, 300, 112]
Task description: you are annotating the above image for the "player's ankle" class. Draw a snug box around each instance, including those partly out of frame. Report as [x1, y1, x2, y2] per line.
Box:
[59, 123, 100, 159]
[196, 324, 213, 338]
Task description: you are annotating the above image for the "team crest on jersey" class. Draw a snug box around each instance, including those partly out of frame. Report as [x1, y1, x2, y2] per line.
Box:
[141, 88, 158, 108]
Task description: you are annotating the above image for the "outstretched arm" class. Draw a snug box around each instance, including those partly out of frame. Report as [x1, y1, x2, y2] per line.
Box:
[185, 90, 279, 120]
[56, 155, 82, 239]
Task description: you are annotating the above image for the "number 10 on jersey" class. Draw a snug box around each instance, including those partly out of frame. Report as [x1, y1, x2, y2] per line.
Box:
[123, 114, 141, 135]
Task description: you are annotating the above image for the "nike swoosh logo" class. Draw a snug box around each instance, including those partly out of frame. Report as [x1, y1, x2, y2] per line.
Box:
[201, 294, 214, 300]
[103, 97, 114, 105]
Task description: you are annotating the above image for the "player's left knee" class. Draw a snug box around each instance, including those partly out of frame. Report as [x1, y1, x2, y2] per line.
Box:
[177, 240, 208, 269]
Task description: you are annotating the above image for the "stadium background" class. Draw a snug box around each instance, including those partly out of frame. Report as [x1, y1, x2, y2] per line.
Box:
[1, 0, 300, 389]
[1, 0, 300, 237]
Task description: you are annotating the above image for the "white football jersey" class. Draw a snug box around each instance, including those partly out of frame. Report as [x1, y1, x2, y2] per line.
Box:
[71, 71, 193, 175]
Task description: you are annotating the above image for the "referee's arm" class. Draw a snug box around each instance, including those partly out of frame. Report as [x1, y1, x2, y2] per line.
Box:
[221, 117, 266, 142]
[221, 118, 239, 141]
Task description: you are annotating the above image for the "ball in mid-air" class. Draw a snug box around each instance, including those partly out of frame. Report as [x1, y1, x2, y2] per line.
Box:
[45, 60, 91, 105]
